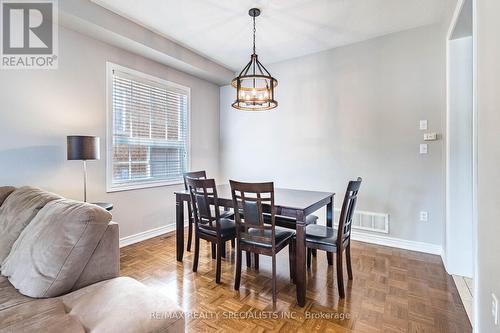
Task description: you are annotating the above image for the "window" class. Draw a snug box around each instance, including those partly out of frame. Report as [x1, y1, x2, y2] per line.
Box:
[106, 63, 190, 191]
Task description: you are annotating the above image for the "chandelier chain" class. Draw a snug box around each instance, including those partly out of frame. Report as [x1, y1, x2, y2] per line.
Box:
[253, 15, 256, 55]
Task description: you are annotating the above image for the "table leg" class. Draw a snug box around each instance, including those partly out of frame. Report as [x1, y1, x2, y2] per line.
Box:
[326, 199, 333, 265]
[296, 210, 307, 307]
[176, 193, 184, 262]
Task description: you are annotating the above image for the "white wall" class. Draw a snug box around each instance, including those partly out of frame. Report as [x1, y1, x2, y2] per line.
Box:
[476, 0, 500, 331]
[447, 36, 473, 277]
[220, 24, 446, 245]
[0, 26, 221, 239]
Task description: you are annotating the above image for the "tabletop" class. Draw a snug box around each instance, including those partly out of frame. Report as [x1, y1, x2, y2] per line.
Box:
[176, 184, 334, 212]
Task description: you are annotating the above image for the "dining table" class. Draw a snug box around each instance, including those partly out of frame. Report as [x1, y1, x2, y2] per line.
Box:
[174, 184, 335, 307]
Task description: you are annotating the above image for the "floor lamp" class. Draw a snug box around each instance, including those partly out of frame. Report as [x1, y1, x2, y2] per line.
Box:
[67, 136, 100, 202]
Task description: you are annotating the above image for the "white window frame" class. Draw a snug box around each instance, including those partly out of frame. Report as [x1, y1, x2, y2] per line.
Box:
[106, 62, 191, 192]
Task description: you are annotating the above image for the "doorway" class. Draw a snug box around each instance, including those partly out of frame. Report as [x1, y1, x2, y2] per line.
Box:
[446, 0, 475, 325]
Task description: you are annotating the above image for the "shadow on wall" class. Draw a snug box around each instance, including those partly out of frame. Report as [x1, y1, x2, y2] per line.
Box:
[0, 145, 64, 186]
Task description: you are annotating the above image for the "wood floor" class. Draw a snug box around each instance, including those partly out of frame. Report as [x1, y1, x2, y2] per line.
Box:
[120, 230, 472, 333]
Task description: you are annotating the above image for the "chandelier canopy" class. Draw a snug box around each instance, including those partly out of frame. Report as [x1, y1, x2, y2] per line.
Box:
[231, 8, 277, 111]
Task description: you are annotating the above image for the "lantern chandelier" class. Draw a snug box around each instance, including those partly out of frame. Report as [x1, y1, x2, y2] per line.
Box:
[231, 8, 278, 111]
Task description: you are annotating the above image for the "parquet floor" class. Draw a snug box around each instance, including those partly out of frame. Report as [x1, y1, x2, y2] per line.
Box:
[120, 230, 472, 333]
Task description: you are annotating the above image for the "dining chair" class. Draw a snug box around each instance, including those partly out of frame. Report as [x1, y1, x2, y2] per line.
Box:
[183, 171, 234, 256]
[186, 177, 236, 284]
[230, 180, 295, 303]
[304, 177, 362, 298]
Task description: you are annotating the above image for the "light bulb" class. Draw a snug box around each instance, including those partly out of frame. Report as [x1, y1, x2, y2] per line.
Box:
[252, 89, 257, 96]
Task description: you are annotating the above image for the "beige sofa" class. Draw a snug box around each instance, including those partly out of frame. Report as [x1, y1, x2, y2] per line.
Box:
[0, 186, 184, 333]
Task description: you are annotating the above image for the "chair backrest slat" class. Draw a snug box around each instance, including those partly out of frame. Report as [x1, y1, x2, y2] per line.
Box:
[336, 177, 362, 247]
[230, 180, 276, 247]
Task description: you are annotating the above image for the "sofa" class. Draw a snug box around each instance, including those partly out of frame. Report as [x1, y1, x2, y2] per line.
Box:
[0, 186, 184, 333]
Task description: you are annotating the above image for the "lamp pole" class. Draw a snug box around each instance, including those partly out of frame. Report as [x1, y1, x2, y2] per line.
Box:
[83, 160, 87, 202]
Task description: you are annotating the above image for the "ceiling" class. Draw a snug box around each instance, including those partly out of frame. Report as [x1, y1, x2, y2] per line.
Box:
[91, 0, 446, 71]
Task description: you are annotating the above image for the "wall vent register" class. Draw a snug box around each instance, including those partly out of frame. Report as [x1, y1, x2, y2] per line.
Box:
[334, 208, 389, 234]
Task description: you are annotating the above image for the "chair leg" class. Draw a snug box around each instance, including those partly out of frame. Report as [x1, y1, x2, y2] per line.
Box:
[235, 248, 242, 290]
[272, 253, 277, 304]
[309, 219, 317, 257]
[231, 239, 235, 248]
[193, 235, 200, 273]
[327, 252, 333, 266]
[336, 251, 345, 298]
[246, 251, 251, 268]
[186, 214, 193, 252]
[211, 243, 216, 259]
[289, 240, 295, 282]
[346, 244, 353, 280]
[254, 253, 259, 270]
[221, 241, 226, 259]
[307, 248, 312, 269]
[216, 241, 222, 284]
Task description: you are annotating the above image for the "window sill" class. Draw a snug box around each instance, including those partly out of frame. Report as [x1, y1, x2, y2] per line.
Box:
[106, 180, 183, 193]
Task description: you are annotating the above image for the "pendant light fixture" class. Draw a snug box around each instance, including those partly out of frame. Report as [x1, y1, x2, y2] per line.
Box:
[231, 8, 277, 111]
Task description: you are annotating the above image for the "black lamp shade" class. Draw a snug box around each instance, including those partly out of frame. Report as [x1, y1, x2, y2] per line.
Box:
[67, 136, 100, 160]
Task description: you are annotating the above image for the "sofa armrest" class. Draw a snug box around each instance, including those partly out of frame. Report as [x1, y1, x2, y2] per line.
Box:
[71, 222, 120, 291]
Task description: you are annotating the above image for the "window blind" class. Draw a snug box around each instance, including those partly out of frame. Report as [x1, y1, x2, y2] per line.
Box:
[109, 69, 189, 190]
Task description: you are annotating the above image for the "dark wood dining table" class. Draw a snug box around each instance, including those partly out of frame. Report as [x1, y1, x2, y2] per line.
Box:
[174, 184, 335, 307]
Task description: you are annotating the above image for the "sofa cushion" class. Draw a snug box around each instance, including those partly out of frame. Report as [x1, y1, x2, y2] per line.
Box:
[62, 277, 185, 333]
[0, 297, 85, 333]
[1, 199, 112, 298]
[0, 186, 61, 262]
[0, 275, 33, 311]
[0, 186, 15, 207]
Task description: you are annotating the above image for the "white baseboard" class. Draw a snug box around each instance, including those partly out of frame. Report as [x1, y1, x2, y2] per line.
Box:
[350, 230, 443, 255]
[119, 224, 176, 248]
[119, 224, 443, 256]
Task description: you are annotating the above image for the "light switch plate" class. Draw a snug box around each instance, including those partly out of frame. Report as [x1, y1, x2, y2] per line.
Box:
[420, 211, 428, 222]
[420, 120, 428, 130]
[420, 144, 428, 154]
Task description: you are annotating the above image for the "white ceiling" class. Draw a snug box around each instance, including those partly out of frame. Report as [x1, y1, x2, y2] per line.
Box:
[92, 0, 446, 71]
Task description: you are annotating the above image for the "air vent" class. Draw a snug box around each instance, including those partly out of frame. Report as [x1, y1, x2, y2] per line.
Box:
[334, 208, 389, 234]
